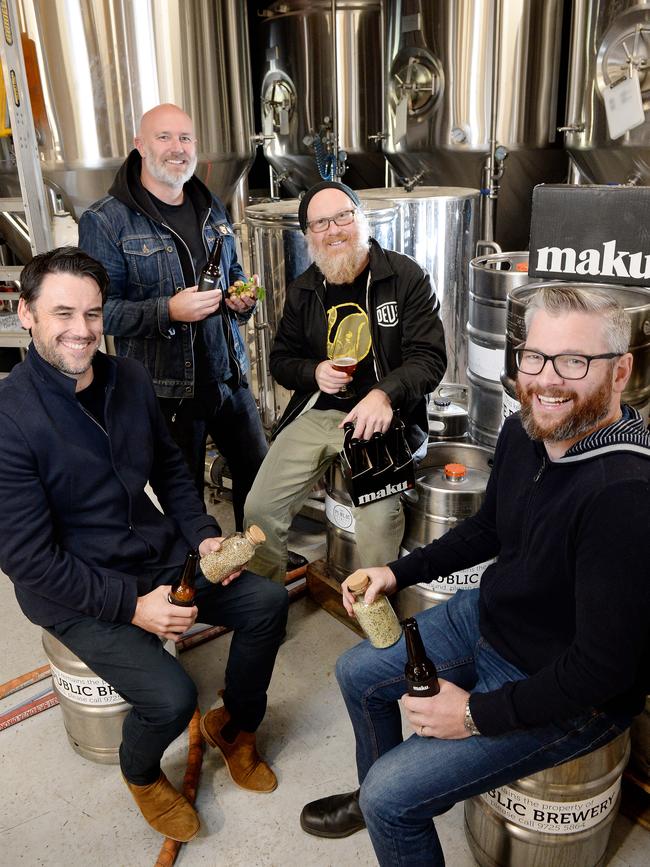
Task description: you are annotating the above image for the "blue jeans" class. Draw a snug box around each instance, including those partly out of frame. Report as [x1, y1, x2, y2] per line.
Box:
[336, 588, 631, 866]
[159, 380, 267, 530]
[46, 570, 288, 785]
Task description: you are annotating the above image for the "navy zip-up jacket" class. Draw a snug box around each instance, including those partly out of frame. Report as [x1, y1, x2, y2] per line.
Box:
[0, 347, 219, 627]
[391, 412, 650, 736]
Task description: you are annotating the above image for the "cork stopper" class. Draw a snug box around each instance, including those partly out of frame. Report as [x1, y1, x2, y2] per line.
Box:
[444, 462, 467, 480]
[245, 524, 266, 545]
[347, 569, 370, 594]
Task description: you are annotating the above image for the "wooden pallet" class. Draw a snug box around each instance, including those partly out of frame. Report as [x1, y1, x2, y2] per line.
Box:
[306, 559, 364, 638]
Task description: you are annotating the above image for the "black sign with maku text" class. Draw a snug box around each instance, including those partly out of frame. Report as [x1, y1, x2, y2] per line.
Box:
[528, 185, 650, 286]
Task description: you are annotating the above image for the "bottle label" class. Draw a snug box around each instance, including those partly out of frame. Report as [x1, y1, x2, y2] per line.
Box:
[325, 494, 356, 533]
[479, 778, 620, 835]
[48, 663, 125, 706]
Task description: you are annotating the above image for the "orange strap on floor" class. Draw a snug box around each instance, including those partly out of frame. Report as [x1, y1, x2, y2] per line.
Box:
[154, 707, 204, 867]
[0, 690, 58, 730]
[0, 663, 51, 700]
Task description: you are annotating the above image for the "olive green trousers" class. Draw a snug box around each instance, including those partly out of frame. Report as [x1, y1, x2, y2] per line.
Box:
[243, 409, 405, 583]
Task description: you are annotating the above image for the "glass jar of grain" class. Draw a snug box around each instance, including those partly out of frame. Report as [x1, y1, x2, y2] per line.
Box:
[200, 525, 266, 584]
[347, 569, 402, 648]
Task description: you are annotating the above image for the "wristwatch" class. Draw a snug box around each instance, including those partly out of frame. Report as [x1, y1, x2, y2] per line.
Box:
[464, 697, 481, 736]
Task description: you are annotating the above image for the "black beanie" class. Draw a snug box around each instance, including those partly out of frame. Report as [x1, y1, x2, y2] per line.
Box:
[298, 181, 362, 233]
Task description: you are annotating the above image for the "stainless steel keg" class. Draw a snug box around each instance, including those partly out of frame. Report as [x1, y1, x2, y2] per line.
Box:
[397, 443, 494, 618]
[357, 187, 480, 384]
[467, 250, 540, 448]
[42, 630, 130, 764]
[427, 384, 468, 442]
[501, 283, 650, 422]
[465, 731, 630, 867]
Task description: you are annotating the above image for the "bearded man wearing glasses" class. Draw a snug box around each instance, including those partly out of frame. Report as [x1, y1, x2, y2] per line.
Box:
[299, 284, 650, 867]
[244, 180, 447, 582]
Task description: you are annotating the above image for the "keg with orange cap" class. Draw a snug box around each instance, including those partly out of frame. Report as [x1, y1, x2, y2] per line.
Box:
[397, 442, 495, 618]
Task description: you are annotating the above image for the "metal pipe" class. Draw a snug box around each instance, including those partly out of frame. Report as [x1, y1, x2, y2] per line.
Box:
[562, 0, 590, 143]
[331, 0, 340, 179]
[482, 0, 503, 243]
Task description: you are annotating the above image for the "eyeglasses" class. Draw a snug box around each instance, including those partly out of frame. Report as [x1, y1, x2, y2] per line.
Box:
[515, 346, 623, 380]
[306, 208, 357, 233]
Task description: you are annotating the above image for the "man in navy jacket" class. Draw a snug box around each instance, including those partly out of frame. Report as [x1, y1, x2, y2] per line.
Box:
[0, 248, 288, 843]
[300, 285, 649, 865]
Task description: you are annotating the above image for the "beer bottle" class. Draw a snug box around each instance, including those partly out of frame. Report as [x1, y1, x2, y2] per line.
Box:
[168, 550, 198, 607]
[370, 431, 393, 474]
[393, 416, 413, 470]
[402, 617, 440, 696]
[197, 235, 225, 315]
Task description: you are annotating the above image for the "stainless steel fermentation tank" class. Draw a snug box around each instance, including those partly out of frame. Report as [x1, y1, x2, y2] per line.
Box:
[383, 0, 568, 250]
[0, 0, 255, 254]
[258, 0, 386, 193]
[358, 187, 480, 384]
[245, 197, 397, 430]
[563, 0, 650, 185]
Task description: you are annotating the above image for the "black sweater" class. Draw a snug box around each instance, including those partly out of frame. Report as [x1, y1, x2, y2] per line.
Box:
[390, 413, 650, 736]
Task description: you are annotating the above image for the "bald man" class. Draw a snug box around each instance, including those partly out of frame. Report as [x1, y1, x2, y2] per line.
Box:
[79, 104, 267, 528]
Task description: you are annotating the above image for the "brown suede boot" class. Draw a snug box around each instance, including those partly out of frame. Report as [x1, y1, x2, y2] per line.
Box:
[123, 772, 200, 841]
[200, 704, 277, 793]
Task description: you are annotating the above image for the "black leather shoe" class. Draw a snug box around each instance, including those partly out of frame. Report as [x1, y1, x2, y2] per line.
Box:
[300, 789, 365, 838]
[287, 549, 308, 572]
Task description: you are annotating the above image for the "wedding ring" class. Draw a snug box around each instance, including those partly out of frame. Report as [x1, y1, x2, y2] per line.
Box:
[420, 725, 425, 736]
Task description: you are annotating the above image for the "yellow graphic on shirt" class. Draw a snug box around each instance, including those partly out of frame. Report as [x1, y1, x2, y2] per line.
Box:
[326, 302, 372, 362]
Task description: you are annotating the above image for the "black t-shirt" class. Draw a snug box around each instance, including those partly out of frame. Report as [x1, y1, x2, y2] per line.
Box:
[314, 265, 377, 412]
[148, 191, 206, 283]
[148, 191, 234, 385]
[76, 362, 107, 428]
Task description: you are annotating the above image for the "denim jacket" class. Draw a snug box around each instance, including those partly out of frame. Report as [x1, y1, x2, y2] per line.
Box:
[78, 150, 250, 398]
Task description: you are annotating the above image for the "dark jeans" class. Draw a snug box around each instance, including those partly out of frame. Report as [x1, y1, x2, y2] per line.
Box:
[46, 571, 288, 786]
[159, 381, 268, 530]
[336, 588, 632, 866]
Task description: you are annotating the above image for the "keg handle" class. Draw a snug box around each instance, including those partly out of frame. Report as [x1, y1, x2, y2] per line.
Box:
[432, 384, 468, 406]
[475, 240, 502, 257]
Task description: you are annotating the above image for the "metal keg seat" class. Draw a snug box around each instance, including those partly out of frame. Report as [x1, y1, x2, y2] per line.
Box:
[464, 731, 630, 867]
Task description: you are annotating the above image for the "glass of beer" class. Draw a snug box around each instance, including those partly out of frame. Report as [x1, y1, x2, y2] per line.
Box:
[331, 355, 358, 397]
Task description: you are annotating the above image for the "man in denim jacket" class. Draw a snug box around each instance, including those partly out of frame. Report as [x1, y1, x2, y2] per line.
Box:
[78, 103, 267, 528]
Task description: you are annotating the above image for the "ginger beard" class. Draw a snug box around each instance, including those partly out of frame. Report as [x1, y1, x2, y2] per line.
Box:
[307, 214, 370, 285]
[516, 371, 614, 443]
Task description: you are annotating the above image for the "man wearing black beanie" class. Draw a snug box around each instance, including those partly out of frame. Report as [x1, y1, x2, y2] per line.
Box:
[244, 181, 447, 582]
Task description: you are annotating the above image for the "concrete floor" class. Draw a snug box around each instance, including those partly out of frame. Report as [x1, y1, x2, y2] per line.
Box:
[1, 492, 648, 866]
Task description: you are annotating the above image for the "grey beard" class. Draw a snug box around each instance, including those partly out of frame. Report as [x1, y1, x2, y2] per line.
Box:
[308, 237, 370, 285]
[144, 152, 197, 188]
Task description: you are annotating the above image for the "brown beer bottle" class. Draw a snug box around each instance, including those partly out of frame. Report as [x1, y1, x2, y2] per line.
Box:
[168, 550, 198, 607]
[403, 617, 440, 696]
[197, 235, 224, 315]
